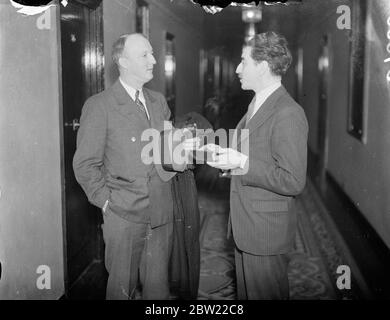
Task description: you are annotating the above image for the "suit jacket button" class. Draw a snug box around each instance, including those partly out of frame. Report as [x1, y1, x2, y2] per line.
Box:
[131, 137, 136, 142]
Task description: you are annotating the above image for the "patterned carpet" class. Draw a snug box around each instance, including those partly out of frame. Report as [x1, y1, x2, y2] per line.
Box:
[197, 179, 364, 300]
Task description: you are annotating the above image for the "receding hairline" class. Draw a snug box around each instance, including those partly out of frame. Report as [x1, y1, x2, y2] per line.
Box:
[123, 33, 149, 49]
[112, 33, 150, 65]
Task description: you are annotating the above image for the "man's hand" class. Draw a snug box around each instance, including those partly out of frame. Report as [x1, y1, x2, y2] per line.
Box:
[199, 143, 223, 155]
[200, 144, 247, 170]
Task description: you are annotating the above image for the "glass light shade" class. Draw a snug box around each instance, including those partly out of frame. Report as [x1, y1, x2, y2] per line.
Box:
[165, 55, 175, 77]
[242, 6, 262, 23]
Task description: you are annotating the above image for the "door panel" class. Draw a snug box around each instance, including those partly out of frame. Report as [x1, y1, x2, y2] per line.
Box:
[60, 1, 104, 292]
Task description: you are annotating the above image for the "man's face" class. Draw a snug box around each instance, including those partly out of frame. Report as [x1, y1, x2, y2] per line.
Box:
[120, 35, 156, 85]
[236, 46, 261, 91]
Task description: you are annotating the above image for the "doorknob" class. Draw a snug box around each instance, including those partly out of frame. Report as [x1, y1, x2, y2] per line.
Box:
[64, 119, 80, 131]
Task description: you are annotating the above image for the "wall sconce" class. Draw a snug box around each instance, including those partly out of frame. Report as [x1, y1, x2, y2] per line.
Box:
[165, 55, 175, 77]
[241, 4, 262, 42]
[241, 5, 262, 23]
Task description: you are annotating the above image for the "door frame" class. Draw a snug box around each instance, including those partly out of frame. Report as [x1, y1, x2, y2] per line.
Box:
[163, 31, 176, 117]
[57, 0, 104, 297]
[317, 34, 332, 191]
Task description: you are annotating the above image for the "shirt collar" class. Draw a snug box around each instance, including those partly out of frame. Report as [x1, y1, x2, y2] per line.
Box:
[255, 81, 282, 104]
[119, 77, 144, 102]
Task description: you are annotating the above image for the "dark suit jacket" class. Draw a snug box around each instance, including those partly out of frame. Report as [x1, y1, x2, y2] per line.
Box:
[230, 86, 308, 255]
[73, 80, 176, 227]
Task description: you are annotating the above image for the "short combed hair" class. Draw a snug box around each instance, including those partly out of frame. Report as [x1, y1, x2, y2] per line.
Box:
[112, 34, 129, 66]
[246, 31, 292, 76]
[111, 33, 147, 66]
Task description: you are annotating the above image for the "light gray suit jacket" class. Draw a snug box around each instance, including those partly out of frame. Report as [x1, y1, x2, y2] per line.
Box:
[230, 86, 308, 255]
[73, 80, 175, 227]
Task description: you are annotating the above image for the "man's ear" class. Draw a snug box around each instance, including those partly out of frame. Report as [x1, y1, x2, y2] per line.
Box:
[259, 60, 269, 71]
[257, 60, 270, 75]
[118, 56, 128, 69]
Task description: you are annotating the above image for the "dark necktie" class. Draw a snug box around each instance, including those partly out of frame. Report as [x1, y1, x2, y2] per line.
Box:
[135, 90, 149, 121]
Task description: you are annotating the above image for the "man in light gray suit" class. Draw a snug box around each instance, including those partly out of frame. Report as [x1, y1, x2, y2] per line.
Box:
[73, 33, 196, 299]
[206, 31, 308, 299]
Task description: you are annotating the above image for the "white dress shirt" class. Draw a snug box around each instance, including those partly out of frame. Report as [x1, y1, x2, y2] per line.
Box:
[247, 81, 282, 122]
[119, 77, 150, 120]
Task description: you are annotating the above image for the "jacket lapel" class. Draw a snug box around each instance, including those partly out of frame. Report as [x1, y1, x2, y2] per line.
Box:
[144, 88, 163, 131]
[236, 97, 253, 131]
[246, 85, 287, 135]
[231, 97, 253, 148]
[237, 85, 287, 147]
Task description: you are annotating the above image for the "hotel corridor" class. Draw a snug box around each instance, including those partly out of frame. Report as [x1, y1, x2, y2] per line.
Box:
[2, 0, 390, 301]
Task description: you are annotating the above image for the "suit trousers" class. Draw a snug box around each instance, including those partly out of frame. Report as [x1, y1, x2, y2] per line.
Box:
[102, 210, 173, 300]
[234, 247, 290, 300]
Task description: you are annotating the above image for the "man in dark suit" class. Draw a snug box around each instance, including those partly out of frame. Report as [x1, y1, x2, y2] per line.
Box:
[205, 31, 308, 299]
[73, 33, 194, 300]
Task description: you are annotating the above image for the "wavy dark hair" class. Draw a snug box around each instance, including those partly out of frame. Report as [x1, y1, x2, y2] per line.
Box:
[246, 31, 292, 76]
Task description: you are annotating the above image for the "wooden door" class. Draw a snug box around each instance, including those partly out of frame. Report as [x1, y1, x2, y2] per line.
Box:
[60, 0, 104, 294]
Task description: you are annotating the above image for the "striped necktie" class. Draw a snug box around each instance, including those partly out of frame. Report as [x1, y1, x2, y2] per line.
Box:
[135, 90, 149, 121]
